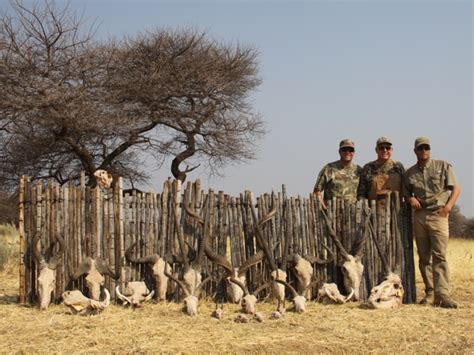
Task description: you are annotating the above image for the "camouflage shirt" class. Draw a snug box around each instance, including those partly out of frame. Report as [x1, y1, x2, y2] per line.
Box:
[404, 159, 457, 210]
[313, 160, 362, 203]
[358, 159, 405, 200]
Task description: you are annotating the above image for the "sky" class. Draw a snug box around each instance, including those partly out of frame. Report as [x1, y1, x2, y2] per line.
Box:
[3, 0, 473, 216]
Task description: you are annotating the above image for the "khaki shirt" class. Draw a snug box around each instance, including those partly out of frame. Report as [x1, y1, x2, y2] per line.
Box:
[404, 159, 457, 210]
[314, 160, 362, 203]
[358, 159, 405, 200]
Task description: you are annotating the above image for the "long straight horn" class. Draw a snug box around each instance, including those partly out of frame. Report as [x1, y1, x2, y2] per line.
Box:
[367, 217, 390, 275]
[237, 250, 264, 277]
[321, 209, 350, 261]
[354, 208, 371, 258]
[248, 192, 278, 271]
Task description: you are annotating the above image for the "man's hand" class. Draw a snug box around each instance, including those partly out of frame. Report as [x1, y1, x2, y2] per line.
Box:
[408, 196, 422, 210]
[437, 205, 451, 218]
[314, 191, 327, 210]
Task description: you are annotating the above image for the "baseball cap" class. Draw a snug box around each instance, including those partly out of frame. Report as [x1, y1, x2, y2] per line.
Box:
[414, 137, 430, 148]
[339, 139, 355, 149]
[376, 136, 392, 146]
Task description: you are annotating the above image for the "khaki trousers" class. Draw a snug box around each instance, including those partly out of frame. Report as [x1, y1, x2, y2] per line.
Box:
[413, 209, 450, 297]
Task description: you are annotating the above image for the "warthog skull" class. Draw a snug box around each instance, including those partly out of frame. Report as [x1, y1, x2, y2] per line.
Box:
[93, 169, 113, 189]
[125, 241, 171, 301]
[318, 283, 354, 304]
[116, 281, 154, 307]
[62, 288, 110, 316]
[70, 256, 119, 300]
[33, 233, 65, 310]
[368, 273, 404, 309]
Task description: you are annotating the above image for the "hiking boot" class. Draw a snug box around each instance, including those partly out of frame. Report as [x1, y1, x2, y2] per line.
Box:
[434, 295, 458, 309]
[419, 292, 434, 305]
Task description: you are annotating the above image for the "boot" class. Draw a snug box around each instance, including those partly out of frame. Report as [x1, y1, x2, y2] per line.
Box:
[434, 295, 458, 309]
[419, 291, 434, 305]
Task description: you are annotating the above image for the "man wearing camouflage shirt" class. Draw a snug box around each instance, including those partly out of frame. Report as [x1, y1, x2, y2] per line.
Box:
[404, 137, 461, 308]
[313, 139, 362, 209]
[358, 137, 405, 203]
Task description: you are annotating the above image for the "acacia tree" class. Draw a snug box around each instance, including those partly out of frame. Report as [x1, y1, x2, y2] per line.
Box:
[0, 0, 265, 189]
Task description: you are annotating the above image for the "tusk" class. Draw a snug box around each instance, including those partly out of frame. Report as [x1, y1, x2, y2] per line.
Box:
[143, 290, 155, 303]
[344, 288, 355, 303]
[116, 286, 131, 305]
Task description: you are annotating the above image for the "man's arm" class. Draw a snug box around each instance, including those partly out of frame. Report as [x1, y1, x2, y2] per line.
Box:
[438, 184, 460, 217]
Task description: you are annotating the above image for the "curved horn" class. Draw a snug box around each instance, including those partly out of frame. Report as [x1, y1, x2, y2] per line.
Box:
[275, 279, 298, 298]
[248, 192, 278, 271]
[204, 245, 234, 274]
[142, 290, 155, 303]
[70, 258, 91, 280]
[195, 274, 214, 297]
[344, 288, 355, 303]
[32, 232, 45, 265]
[252, 282, 271, 297]
[321, 210, 350, 261]
[164, 269, 190, 297]
[125, 242, 160, 264]
[229, 277, 250, 296]
[96, 258, 120, 280]
[184, 202, 204, 226]
[367, 217, 390, 274]
[100, 288, 111, 307]
[303, 244, 335, 265]
[116, 286, 132, 305]
[48, 234, 65, 269]
[237, 251, 264, 277]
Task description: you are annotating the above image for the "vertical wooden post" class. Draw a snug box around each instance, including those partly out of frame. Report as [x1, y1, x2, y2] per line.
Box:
[18, 176, 26, 304]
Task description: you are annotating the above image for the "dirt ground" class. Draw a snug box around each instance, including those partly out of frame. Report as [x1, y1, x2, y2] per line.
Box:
[0, 239, 472, 353]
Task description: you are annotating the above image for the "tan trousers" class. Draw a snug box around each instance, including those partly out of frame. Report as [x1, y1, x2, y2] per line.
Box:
[413, 209, 450, 297]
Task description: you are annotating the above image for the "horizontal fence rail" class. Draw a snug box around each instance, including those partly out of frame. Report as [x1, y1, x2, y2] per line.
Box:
[18, 175, 416, 304]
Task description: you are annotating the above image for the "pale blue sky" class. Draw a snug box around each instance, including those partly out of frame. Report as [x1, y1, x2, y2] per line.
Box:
[4, 1, 473, 216]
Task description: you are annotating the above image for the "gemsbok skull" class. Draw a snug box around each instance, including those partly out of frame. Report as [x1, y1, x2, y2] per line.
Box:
[33, 232, 65, 310]
[321, 208, 370, 301]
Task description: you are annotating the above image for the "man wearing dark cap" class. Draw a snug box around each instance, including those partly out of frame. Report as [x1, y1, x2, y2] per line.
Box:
[358, 136, 405, 203]
[404, 137, 461, 308]
[313, 139, 362, 209]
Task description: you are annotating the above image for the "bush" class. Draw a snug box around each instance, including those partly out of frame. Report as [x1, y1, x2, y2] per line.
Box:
[0, 223, 19, 270]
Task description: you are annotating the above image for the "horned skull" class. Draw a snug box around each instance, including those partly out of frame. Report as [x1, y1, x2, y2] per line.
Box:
[368, 273, 404, 309]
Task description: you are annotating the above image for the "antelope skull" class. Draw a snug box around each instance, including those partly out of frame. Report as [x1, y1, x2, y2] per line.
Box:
[33, 233, 65, 310]
[229, 277, 270, 315]
[93, 169, 113, 189]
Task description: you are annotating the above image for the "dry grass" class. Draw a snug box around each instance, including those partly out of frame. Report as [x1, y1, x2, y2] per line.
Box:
[0, 233, 472, 353]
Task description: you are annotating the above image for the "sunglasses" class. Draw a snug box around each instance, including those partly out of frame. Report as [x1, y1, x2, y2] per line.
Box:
[377, 145, 392, 151]
[340, 147, 355, 153]
[416, 145, 431, 151]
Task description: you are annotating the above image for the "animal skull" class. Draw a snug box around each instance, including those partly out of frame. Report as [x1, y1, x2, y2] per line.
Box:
[318, 283, 354, 305]
[116, 281, 154, 307]
[62, 288, 110, 316]
[341, 255, 364, 301]
[93, 169, 113, 189]
[368, 273, 404, 309]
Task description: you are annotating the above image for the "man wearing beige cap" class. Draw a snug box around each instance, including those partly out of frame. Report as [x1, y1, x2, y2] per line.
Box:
[313, 139, 362, 209]
[358, 136, 405, 203]
[404, 137, 461, 308]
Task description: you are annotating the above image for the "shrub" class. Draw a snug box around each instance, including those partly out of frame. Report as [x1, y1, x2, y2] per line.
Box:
[0, 223, 19, 270]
